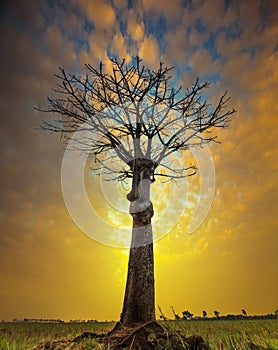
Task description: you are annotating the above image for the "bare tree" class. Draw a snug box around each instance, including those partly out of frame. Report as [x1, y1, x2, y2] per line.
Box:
[40, 56, 235, 328]
[182, 310, 194, 320]
[214, 310, 220, 319]
[157, 305, 167, 321]
[242, 309, 247, 317]
[171, 306, 181, 320]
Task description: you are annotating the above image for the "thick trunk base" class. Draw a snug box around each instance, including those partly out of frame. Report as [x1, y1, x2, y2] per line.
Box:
[120, 241, 155, 327]
[120, 203, 155, 327]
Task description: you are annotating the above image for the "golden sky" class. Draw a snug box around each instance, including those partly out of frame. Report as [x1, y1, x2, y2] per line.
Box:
[0, 0, 277, 321]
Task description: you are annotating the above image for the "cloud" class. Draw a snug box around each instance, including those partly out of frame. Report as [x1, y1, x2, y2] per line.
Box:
[127, 10, 145, 42]
[142, 0, 183, 24]
[82, 0, 116, 29]
[138, 35, 160, 67]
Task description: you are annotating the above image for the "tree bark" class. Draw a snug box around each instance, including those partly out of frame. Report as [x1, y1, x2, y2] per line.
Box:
[120, 163, 156, 327]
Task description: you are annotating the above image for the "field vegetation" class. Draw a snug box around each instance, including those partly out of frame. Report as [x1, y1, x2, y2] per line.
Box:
[0, 319, 277, 349]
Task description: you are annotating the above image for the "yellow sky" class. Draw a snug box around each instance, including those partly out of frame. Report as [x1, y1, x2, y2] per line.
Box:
[0, 0, 277, 321]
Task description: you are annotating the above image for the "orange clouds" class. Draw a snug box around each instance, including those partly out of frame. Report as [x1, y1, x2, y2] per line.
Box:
[83, 0, 116, 29]
[127, 11, 144, 41]
[138, 35, 160, 67]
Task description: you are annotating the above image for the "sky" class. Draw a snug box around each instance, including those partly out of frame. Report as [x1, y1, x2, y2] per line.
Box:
[0, 0, 277, 322]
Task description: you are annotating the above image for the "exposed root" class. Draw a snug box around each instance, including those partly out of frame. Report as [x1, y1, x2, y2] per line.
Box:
[101, 321, 211, 349]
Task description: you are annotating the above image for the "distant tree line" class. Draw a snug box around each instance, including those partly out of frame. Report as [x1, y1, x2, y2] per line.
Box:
[157, 306, 278, 321]
[8, 318, 98, 324]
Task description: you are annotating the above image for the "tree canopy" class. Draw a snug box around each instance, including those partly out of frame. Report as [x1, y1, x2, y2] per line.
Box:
[41, 57, 235, 187]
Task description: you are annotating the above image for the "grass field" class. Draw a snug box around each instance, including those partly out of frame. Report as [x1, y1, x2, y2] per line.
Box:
[0, 319, 277, 349]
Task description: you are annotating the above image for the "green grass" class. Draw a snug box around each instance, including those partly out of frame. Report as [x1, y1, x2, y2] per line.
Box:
[0, 322, 113, 350]
[0, 319, 277, 350]
[166, 319, 278, 349]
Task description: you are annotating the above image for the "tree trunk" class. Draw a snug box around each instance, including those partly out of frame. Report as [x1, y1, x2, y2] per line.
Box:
[120, 163, 156, 327]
